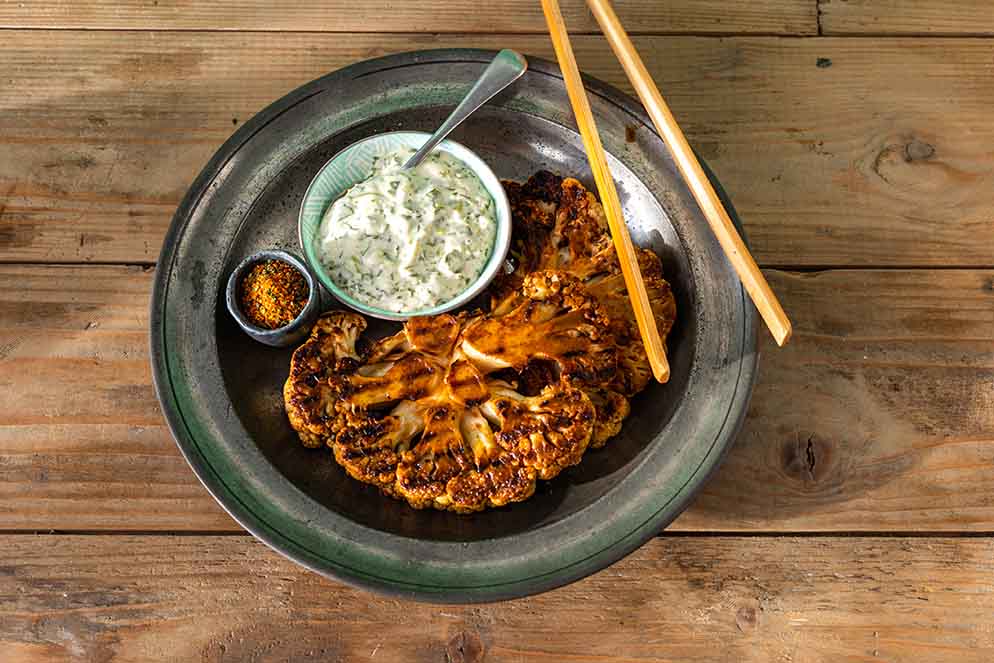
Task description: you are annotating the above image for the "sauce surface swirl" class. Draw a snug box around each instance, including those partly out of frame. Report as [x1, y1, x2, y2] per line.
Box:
[317, 148, 497, 313]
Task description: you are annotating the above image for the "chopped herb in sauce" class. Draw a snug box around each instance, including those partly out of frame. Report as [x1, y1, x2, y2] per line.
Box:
[316, 147, 497, 312]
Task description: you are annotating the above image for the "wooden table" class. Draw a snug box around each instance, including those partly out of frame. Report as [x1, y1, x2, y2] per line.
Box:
[2, 1, 993, 660]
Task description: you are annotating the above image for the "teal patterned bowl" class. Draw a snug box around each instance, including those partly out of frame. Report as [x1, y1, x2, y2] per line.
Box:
[298, 130, 511, 321]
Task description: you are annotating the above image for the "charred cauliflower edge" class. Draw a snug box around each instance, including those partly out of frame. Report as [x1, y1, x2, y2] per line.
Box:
[283, 172, 676, 513]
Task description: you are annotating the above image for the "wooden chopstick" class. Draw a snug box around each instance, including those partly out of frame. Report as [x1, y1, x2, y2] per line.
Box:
[585, 0, 792, 347]
[540, 0, 670, 383]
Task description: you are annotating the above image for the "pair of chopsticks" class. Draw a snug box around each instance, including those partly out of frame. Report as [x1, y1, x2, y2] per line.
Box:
[540, 0, 792, 383]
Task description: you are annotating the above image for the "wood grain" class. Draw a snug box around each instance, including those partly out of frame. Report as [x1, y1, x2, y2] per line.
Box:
[683, 268, 994, 531]
[0, 265, 232, 530]
[0, 0, 817, 34]
[2, 265, 993, 532]
[2, 32, 993, 267]
[1, 534, 994, 661]
[821, 0, 994, 36]
[0, 2, 989, 653]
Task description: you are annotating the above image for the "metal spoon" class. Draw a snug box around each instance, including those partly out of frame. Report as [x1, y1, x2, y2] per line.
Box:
[404, 49, 528, 169]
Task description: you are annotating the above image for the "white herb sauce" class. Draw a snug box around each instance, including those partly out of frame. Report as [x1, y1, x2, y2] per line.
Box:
[317, 147, 497, 313]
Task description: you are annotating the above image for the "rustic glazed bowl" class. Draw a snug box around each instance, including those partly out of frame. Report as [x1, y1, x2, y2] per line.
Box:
[224, 250, 320, 347]
[151, 50, 758, 603]
[298, 130, 512, 321]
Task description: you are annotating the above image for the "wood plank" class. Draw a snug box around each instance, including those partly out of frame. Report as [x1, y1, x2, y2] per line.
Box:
[2, 265, 993, 532]
[2, 534, 994, 661]
[0, 0, 817, 34]
[3, 32, 993, 267]
[682, 268, 994, 531]
[0, 265, 232, 530]
[821, 0, 994, 36]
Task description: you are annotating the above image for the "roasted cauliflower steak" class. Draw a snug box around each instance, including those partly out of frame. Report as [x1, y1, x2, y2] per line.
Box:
[284, 173, 677, 511]
[285, 309, 596, 512]
[493, 171, 677, 445]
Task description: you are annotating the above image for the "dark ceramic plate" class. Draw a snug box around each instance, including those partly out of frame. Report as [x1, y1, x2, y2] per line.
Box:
[151, 49, 758, 603]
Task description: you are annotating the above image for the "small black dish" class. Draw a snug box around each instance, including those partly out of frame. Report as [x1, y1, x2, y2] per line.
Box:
[225, 250, 320, 347]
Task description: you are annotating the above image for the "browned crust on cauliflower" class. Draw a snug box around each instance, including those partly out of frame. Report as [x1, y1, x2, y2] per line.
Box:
[586, 388, 631, 448]
[495, 171, 678, 414]
[283, 174, 677, 512]
[284, 310, 592, 513]
[462, 271, 618, 388]
[481, 382, 596, 480]
[283, 311, 367, 447]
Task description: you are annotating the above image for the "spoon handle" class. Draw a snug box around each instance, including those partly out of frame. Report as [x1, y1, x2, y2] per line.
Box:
[404, 49, 527, 169]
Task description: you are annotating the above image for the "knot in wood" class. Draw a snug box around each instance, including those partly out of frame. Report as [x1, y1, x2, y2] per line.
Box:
[736, 606, 758, 632]
[447, 629, 484, 663]
[781, 434, 832, 485]
[904, 139, 935, 162]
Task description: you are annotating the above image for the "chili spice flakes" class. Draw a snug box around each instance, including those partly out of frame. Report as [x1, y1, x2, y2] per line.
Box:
[238, 259, 309, 329]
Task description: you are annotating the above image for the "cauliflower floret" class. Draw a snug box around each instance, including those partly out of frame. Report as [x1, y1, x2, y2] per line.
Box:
[334, 399, 423, 487]
[586, 388, 631, 448]
[389, 399, 539, 513]
[462, 270, 618, 388]
[481, 382, 596, 480]
[573, 246, 676, 395]
[541, 176, 616, 269]
[493, 170, 677, 404]
[394, 403, 474, 508]
[490, 172, 562, 314]
[283, 311, 368, 447]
